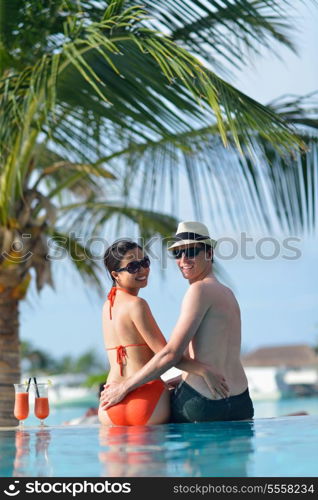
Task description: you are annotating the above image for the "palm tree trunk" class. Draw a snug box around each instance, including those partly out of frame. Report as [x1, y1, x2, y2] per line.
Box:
[0, 286, 20, 427]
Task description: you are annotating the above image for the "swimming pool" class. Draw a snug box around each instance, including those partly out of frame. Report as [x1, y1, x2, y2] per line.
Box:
[1, 416, 317, 477]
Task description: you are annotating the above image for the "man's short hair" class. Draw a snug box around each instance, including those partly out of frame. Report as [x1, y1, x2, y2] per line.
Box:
[199, 243, 214, 263]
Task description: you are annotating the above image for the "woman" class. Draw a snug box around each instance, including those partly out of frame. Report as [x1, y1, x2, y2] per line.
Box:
[98, 239, 227, 426]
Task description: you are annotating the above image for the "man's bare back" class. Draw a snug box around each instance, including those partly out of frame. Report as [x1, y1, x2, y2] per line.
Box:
[181, 273, 248, 399]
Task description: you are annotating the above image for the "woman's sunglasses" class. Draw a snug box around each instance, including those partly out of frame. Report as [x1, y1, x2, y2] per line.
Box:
[171, 247, 203, 259]
[117, 256, 150, 274]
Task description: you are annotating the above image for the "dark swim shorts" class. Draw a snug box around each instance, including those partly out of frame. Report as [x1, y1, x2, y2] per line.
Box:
[170, 381, 254, 423]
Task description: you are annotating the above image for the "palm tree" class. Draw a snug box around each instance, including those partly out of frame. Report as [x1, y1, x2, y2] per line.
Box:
[0, 0, 316, 425]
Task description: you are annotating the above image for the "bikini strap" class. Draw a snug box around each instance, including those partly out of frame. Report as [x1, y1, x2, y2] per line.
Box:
[106, 343, 147, 376]
[107, 286, 132, 320]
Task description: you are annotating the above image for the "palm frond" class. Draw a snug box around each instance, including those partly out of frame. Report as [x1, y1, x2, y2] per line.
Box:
[82, 92, 317, 234]
[59, 201, 178, 240]
[137, 0, 311, 72]
[47, 229, 103, 291]
[33, 160, 116, 192]
[30, 143, 109, 199]
[268, 91, 318, 137]
[1, 1, 304, 155]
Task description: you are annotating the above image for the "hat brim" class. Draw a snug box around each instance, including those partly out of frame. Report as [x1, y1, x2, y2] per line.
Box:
[167, 238, 217, 251]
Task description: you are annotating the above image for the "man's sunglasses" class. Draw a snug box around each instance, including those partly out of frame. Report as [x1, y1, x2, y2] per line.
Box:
[171, 247, 203, 259]
[117, 256, 150, 274]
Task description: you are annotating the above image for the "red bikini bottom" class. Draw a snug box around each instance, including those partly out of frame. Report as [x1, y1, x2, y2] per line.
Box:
[106, 379, 165, 426]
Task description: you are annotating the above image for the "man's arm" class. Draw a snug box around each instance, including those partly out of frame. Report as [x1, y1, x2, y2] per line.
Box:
[124, 282, 209, 391]
[127, 297, 213, 379]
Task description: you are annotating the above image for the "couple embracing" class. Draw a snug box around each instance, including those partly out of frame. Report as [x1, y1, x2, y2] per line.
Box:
[99, 221, 254, 426]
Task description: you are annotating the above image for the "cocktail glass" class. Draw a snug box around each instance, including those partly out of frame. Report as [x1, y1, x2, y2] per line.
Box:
[13, 383, 30, 428]
[34, 383, 50, 426]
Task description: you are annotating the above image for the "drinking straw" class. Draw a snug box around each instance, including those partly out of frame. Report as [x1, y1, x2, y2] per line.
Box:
[26, 377, 31, 392]
[33, 377, 40, 398]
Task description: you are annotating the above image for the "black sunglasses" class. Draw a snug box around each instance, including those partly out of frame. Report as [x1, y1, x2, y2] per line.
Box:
[171, 247, 203, 259]
[117, 256, 150, 274]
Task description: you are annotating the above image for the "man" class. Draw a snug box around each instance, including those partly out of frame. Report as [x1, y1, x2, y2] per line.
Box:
[101, 221, 254, 422]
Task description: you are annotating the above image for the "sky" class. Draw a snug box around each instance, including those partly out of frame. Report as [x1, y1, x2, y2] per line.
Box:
[20, 1, 318, 363]
[233, 2, 318, 104]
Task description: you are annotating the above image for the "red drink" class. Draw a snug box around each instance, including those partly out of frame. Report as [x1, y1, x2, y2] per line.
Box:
[14, 392, 29, 421]
[35, 397, 50, 420]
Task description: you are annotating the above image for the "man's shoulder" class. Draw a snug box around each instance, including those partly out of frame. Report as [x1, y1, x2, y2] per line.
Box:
[186, 279, 216, 301]
[187, 277, 235, 301]
[204, 276, 234, 293]
[189, 277, 223, 293]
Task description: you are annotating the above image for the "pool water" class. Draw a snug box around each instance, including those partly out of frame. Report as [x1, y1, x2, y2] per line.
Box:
[1, 416, 317, 477]
[15, 394, 318, 428]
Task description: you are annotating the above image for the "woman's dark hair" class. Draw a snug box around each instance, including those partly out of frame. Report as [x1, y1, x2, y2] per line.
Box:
[103, 239, 143, 285]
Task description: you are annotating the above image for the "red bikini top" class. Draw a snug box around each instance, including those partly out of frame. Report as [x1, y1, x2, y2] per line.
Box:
[106, 287, 146, 376]
[107, 286, 138, 320]
[106, 343, 147, 376]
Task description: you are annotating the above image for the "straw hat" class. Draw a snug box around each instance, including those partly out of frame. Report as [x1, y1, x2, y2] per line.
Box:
[167, 221, 217, 251]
